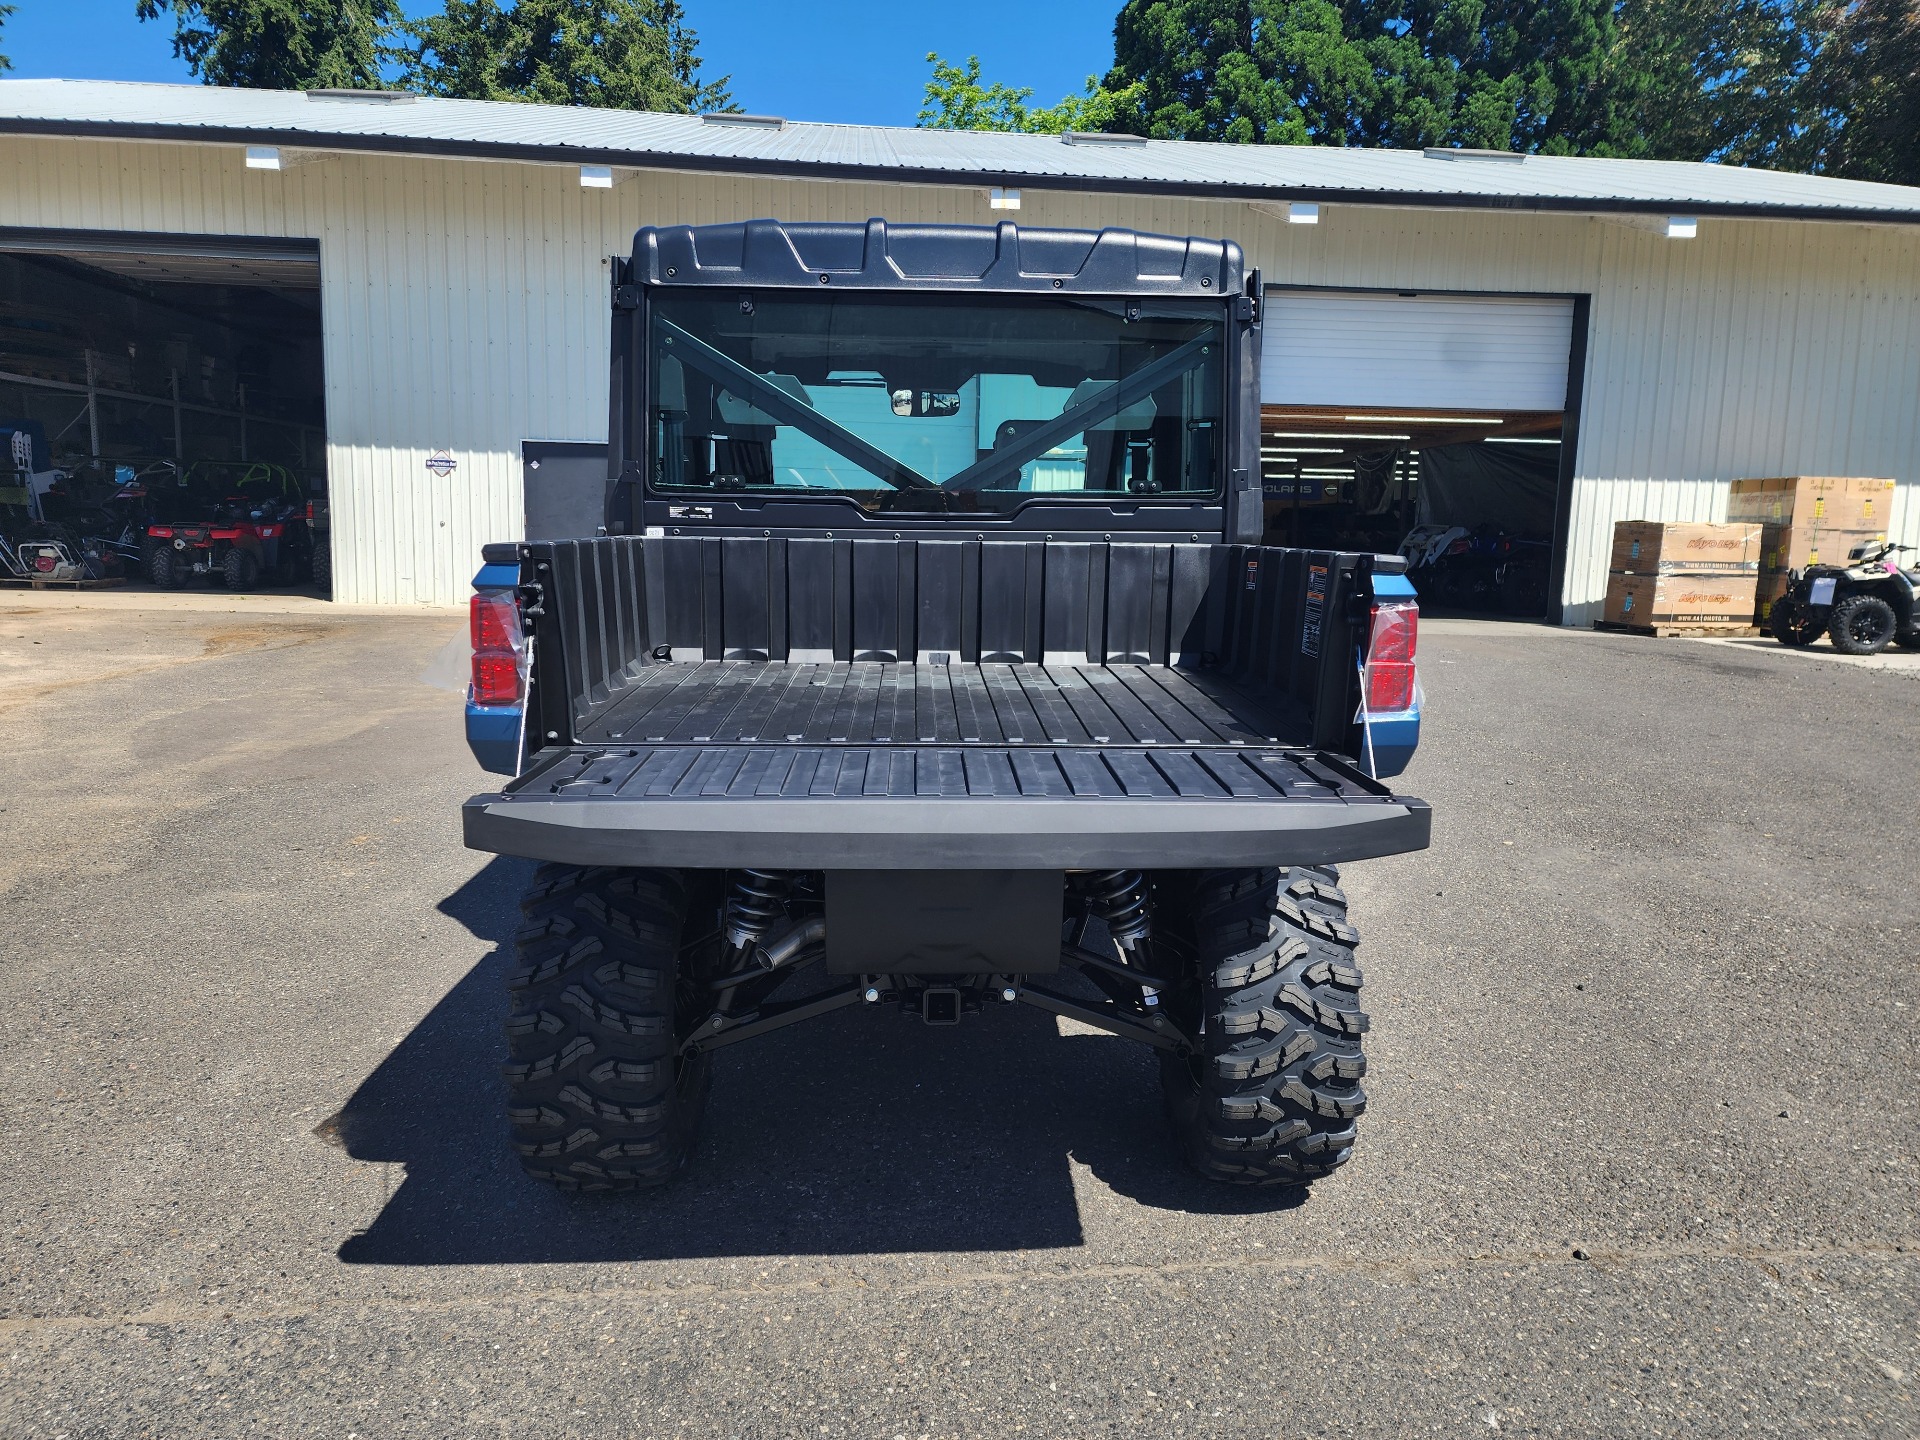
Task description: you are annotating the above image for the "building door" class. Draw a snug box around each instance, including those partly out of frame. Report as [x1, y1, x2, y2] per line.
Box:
[0, 228, 328, 594]
[1259, 288, 1583, 619]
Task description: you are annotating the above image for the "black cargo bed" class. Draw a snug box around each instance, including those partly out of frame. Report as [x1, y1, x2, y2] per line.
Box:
[572, 659, 1307, 749]
[463, 536, 1430, 871]
[465, 659, 1425, 869]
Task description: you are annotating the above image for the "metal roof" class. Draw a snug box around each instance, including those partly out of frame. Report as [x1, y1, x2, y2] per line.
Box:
[5, 78, 1920, 223]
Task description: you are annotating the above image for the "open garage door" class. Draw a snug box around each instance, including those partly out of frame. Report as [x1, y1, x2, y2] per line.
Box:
[0, 229, 329, 594]
[1259, 289, 1581, 619]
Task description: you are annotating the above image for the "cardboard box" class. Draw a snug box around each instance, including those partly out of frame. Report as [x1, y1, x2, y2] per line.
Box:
[1754, 571, 1792, 624]
[1610, 520, 1762, 574]
[1603, 570, 1759, 627]
[1727, 476, 1896, 531]
[1758, 521, 1886, 574]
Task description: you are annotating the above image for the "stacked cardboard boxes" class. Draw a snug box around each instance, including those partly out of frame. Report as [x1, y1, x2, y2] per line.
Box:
[1602, 520, 1762, 628]
[1727, 477, 1896, 622]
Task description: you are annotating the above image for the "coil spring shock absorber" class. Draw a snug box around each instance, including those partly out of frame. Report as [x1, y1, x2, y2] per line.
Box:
[1080, 869, 1151, 952]
[723, 868, 795, 953]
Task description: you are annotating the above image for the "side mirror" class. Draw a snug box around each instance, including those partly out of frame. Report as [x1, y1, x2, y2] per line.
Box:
[890, 389, 962, 418]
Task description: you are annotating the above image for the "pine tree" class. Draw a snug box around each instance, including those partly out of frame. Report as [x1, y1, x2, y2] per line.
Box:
[1803, 0, 1920, 182]
[134, 0, 399, 90]
[395, 0, 733, 113]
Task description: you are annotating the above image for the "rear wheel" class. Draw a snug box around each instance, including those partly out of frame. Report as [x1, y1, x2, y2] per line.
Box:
[222, 545, 260, 592]
[1156, 866, 1368, 1186]
[505, 864, 713, 1190]
[1769, 597, 1821, 647]
[1829, 594, 1897, 655]
[310, 534, 332, 595]
[147, 544, 186, 589]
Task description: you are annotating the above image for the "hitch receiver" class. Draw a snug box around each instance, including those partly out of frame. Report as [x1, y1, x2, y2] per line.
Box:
[921, 987, 962, 1025]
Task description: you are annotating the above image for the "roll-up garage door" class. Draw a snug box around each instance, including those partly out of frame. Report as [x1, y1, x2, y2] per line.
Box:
[1262, 290, 1575, 411]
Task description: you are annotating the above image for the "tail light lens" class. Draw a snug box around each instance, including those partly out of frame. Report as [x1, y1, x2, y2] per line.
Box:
[469, 590, 525, 705]
[1364, 600, 1418, 713]
[471, 652, 523, 706]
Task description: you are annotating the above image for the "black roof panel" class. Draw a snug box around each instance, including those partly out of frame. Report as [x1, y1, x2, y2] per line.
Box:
[630, 218, 1242, 296]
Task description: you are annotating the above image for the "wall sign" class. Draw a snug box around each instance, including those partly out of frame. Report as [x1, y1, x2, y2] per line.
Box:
[426, 451, 457, 476]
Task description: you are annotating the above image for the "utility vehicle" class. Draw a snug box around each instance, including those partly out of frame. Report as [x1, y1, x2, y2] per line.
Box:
[1770, 539, 1920, 655]
[462, 220, 1432, 1190]
[146, 465, 314, 590]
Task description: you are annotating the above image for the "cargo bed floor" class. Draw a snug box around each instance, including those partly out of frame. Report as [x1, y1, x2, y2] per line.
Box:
[572, 661, 1310, 750]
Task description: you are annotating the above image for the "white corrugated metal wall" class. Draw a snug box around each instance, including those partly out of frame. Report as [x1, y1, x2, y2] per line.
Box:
[2, 134, 1915, 620]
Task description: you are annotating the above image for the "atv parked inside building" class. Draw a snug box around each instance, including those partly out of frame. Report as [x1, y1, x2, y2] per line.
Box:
[1769, 539, 1919, 655]
[146, 463, 315, 590]
[461, 219, 1431, 1193]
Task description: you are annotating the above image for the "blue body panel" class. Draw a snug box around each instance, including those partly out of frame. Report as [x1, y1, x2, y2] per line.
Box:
[466, 703, 523, 775]
[1365, 570, 1421, 779]
[1366, 712, 1421, 779]
[465, 560, 525, 775]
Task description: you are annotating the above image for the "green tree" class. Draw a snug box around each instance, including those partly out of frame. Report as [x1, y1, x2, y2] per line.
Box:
[916, 2, 1857, 167]
[0, 3, 15, 75]
[1602, 0, 1827, 165]
[395, 0, 732, 112]
[920, 3, 1629, 149]
[918, 53, 1142, 133]
[1803, 0, 1920, 182]
[134, 0, 399, 90]
[1101, 0, 1627, 151]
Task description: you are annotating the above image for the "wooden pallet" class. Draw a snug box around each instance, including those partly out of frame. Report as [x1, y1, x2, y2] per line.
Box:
[1, 575, 127, 591]
[1595, 619, 1759, 638]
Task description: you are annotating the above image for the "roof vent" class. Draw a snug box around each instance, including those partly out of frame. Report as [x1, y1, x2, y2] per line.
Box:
[1424, 146, 1525, 163]
[702, 112, 785, 129]
[1062, 131, 1148, 146]
[305, 88, 417, 104]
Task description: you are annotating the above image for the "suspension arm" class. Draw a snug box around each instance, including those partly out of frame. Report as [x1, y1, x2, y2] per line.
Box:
[1060, 942, 1182, 993]
[681, 983, 866, 1055]
[1014, 983, 1192, 1053]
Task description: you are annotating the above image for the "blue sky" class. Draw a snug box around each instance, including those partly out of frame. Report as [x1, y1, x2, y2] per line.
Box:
[4, 0, 1119, 128]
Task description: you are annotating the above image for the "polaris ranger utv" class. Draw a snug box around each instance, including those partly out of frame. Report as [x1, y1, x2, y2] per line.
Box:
[462, 220, 1431, 1191]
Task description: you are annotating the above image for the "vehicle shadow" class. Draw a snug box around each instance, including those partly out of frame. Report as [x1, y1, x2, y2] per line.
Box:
[332, 858, 1306, 1266]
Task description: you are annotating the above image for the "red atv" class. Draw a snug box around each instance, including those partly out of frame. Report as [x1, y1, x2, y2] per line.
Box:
[146, 467, 314, 591]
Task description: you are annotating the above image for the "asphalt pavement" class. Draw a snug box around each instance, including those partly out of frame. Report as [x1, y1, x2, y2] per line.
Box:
[0, 595, 1914, 1438]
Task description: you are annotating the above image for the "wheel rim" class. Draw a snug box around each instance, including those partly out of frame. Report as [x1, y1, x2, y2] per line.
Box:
[1850, 609, 1891, 645]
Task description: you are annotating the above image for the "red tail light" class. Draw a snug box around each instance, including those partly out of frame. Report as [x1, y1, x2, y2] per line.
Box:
[470, 591, 520, 652]
[469, 591, 525, 705]
[471, 651, 523, 706]
[1364, 601, 1418, 713]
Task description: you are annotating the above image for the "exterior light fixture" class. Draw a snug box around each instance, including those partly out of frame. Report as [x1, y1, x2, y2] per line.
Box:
[245, 146, 282, 171]
[1666, 216, 1698, 239]
[580, 165, 614, 189]
[989, 187, 1022, 211]
[1288, 202, 1320, 224]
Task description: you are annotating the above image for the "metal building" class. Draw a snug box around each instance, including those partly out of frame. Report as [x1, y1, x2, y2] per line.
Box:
[2, 78, 1917, 619]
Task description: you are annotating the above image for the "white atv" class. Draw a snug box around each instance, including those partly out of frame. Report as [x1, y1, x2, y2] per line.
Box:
[1770, 540, 1920, 655]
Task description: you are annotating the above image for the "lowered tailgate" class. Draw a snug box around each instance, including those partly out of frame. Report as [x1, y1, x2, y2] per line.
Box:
[463, 738, 1430, 870]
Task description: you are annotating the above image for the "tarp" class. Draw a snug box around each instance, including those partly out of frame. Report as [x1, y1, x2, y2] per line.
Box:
[1417, 442, 1558, 537]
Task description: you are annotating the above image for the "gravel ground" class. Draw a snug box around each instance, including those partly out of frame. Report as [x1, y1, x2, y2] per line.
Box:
[0, 597, 1914, 1438]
